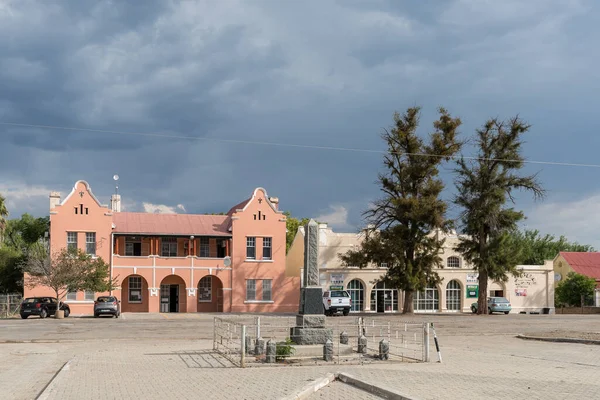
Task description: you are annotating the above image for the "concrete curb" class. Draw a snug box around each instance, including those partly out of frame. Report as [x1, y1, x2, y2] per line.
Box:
[36, 357, 74, 400]
[281, 372, 336, 400]
[337, 372, 419, 400]
[517, 334, 600, 345]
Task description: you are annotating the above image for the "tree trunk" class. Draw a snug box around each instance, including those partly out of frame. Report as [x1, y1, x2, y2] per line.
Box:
[402, 290, 414, 314]
[478, 271, 488, 315]
[55, 290, 61, 319]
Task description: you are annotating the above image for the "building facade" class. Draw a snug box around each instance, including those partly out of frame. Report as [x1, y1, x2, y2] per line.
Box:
[24, 180, 300, 315]
[554, 252, 600, 306]
[287, 223, 554, 314]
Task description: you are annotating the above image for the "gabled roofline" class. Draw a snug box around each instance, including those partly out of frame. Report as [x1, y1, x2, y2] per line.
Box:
[59, 180, 105, 208]
[240, 187, 283, 215]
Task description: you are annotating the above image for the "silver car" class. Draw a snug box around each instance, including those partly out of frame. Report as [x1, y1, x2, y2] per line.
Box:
[94, 296, 120, 318]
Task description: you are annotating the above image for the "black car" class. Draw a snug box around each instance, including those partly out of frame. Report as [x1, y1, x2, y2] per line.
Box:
[20, 297, 71, 319]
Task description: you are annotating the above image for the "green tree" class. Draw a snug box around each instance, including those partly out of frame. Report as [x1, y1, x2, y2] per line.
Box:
[284, 211, 309, 253]
[555, 272, 597, 307]
[340, 106, 462, 314]
[0, 246, 24, 294]
[23, 247, 116, 318]
[509, 229, 594, 265]
[454, 117, 544, 315]
[0, 193, 8, 239]
[0, 214, 50, 294]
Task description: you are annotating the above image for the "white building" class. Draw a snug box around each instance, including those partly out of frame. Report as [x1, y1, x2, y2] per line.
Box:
[286, 223, 554, 314]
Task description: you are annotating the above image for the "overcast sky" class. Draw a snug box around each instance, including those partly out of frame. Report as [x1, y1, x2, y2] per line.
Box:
[1, 0, 600, 247]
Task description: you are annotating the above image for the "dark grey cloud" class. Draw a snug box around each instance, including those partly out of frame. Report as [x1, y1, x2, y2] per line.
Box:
[1, 0, 599, 242]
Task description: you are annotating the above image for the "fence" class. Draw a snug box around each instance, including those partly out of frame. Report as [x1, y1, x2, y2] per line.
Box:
[0, 294, 22, 318]
[213, 315, 431, 368]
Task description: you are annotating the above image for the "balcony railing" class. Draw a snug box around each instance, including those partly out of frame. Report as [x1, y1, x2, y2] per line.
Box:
[113, 235, 231, 259]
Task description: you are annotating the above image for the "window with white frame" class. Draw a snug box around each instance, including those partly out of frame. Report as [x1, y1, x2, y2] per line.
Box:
[66, 291, 77, 301]
[198, 276, 212, 301]
[84, 290, 95, 301]
[262, 237, 272, 260]
[246, 279, 256, 301]
[128, 276, 142, 303]
[447, 256, 460, 269]
[262, 279, 272, 301]
[161, 237, 178, 257]
[67, 232, 77, 251]
[246, 237, 256, 259]
[125, 236, 141, 256]
[86, 232, 96, 256]
[199, 237, 210, 258]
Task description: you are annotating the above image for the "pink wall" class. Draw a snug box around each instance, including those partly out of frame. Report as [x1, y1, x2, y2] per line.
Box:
[25, 181, 300, 314]
[24, 181, 113, 307]
[230, 188, 300, 313]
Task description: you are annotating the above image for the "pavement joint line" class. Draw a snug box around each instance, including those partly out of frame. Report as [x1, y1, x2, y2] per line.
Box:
[336, 372, 419, 400]
[35, 357, 74, 400]
[516, 334, 600, 345]
[280, 372, 336, 400]
[0, 337, 213, 344]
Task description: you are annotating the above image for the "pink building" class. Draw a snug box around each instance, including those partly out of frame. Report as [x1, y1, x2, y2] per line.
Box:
[24, 180, 300, 315]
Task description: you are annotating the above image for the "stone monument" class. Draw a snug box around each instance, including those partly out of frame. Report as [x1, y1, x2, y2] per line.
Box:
[290, 219, 333, 345]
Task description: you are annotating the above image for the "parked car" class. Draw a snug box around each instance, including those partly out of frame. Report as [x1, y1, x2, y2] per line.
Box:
[94, 296, 120, 318]
[20, 297, 70, 319]
[471, 297, 512, 314]
[322, 290, 351, 316]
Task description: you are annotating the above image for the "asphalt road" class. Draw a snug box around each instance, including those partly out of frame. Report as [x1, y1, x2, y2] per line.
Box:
[1, 312, 598, 342]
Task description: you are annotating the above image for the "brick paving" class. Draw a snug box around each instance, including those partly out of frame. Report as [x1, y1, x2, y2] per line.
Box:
[2, 315, 600, 399]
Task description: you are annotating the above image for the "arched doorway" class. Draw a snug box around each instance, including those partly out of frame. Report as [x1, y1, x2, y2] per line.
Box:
[160, 275, 187, 313]
[446, 280, 462, 311]
[120, 275, 149, 313]
[370, 282, 399, 313]
[197, 275, 223, 312]
[346, 279, 364, 312]
[413, 284, 440, 312]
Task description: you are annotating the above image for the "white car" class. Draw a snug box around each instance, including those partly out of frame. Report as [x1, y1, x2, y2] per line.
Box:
[322, 290, 351, 316]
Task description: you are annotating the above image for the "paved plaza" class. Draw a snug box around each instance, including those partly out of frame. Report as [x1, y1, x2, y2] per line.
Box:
[1, 313, 600, 399]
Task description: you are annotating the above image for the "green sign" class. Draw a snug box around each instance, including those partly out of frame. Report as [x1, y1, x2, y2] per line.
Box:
[466, 285, 479, 298]
[330, 285, 344, 290]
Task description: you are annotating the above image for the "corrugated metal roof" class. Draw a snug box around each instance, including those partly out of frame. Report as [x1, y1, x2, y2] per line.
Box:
[113, 212, 231, 236]
[560, 252, 600, 279]
[227, 198, 250, 215]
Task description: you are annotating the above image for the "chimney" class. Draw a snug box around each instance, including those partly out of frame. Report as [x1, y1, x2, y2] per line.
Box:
[269, 197, 279, 210]
[49, 192, 61, 210]
[110, 194, 121, 213]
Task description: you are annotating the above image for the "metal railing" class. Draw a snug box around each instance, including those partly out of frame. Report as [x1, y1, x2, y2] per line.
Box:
[0, 294, 22, 318]
[213, 315, 432, 368]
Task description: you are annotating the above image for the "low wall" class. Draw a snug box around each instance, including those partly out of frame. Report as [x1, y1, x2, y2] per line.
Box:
[555, 307, 600, 314]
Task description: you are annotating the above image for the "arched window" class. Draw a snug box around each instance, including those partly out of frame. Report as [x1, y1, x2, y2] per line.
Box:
[413, 284, 440, 312]
[446, 280, 461, 311]
[346, 280, 364, 312]
[198, 276, 212, 302]
[447, 256, 460, 268]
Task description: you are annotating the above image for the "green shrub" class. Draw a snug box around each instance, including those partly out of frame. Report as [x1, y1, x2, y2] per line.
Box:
[276, 338, 295, 361]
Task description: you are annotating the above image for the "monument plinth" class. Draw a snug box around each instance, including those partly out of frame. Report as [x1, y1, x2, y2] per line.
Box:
[290, 219, 333, 345]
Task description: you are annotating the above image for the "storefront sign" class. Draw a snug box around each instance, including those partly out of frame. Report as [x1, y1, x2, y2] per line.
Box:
[330, 274, 344, 285]
[514, 273, 536, 288]
[466, 274, 479, 284]
[515, 288, 527, 296]
[466, 285, 479, 298]
[330, 285, 344, 291]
